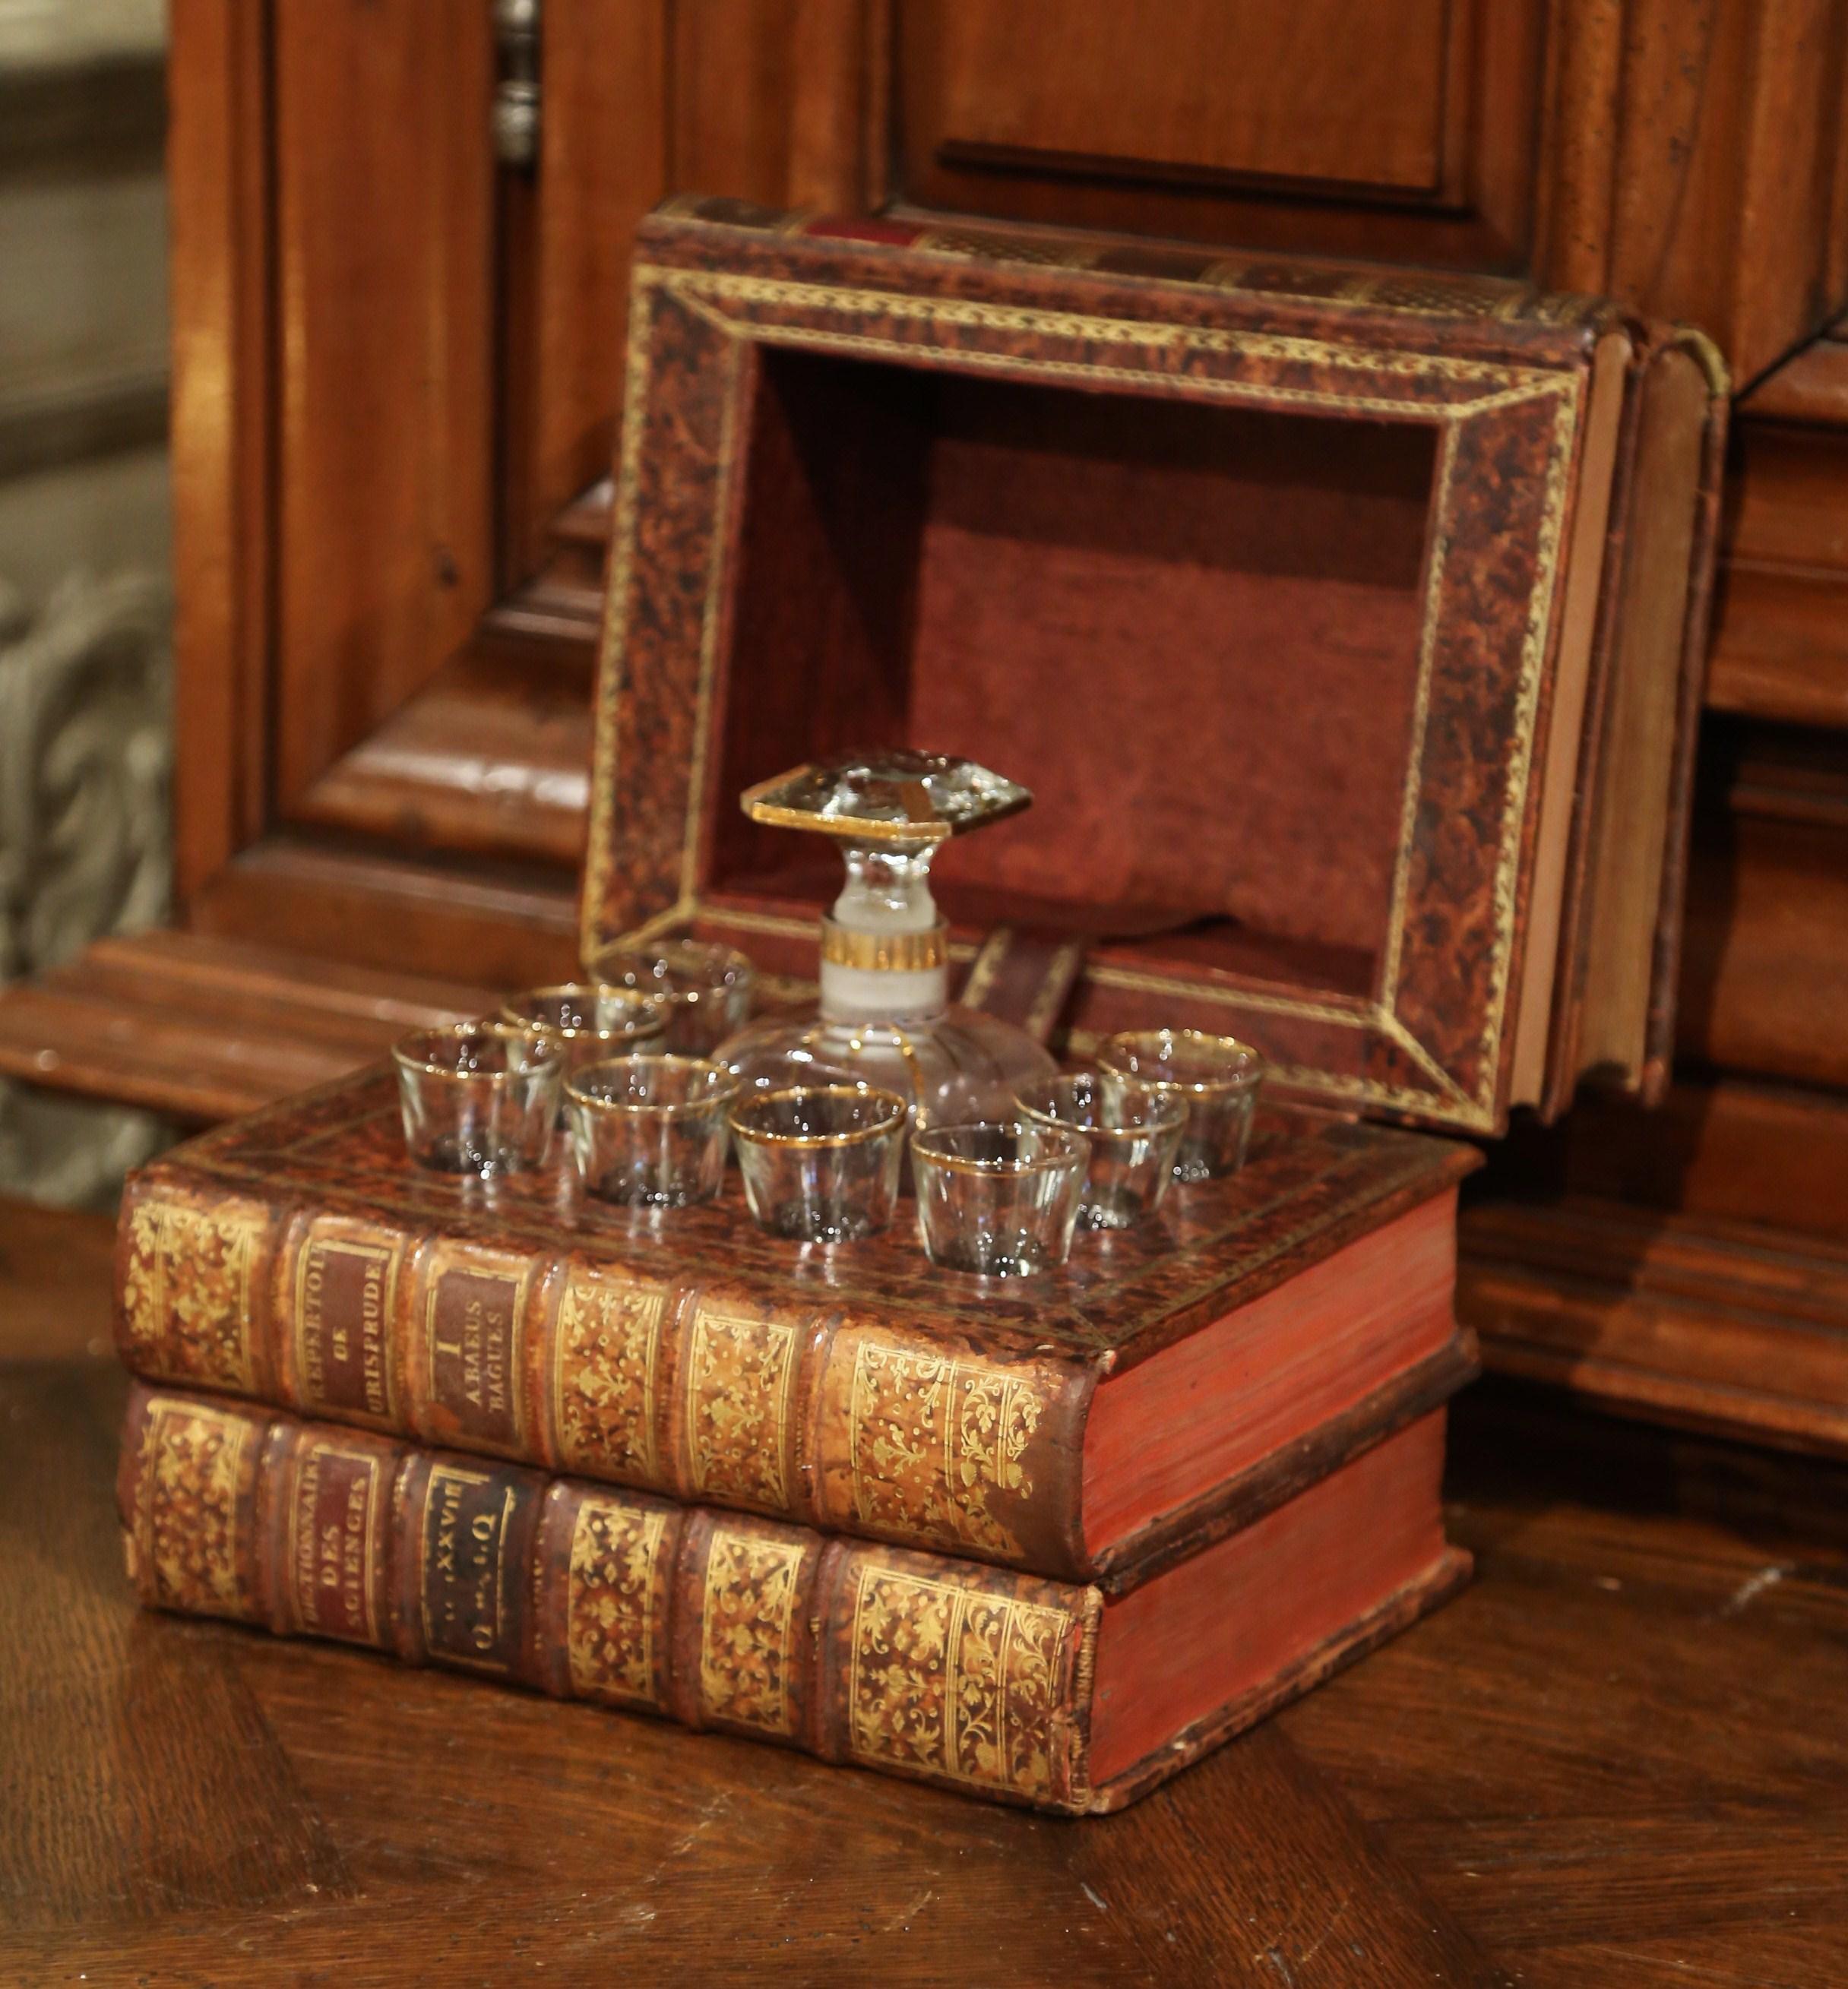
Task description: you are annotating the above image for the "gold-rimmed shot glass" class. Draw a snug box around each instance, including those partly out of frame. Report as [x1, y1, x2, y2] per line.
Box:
[910, 1121, 1087, 1278]
[1014, 1073, 1187, 1230]
[729, 1084, 908, 1244]
[565, 1055, 737, 1208]
[581, 940, 756, 1057]
[499, 983, 669, 1084]
[1097, 1029, 1265, 1181]
[392, 1023, 563, 1177]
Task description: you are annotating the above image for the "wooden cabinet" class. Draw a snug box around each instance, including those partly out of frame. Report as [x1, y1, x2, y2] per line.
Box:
[8, 0, 1848, 1452]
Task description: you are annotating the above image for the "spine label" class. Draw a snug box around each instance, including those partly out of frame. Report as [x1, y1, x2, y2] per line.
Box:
[285, 1438, 387, 1646]
[565, 1492, 671, 1706]
[836, 1334, 1049, 1563]
[419, 1462, 521, 1671]
[295, 1225, 400, 1425]
[697, 1526, 807, 1736]
[134, 1395, 259, 1621]
[552, 1266, 670, 1485]
[683, 1303, 799, 1513]
[421, 1246, 532, 1454]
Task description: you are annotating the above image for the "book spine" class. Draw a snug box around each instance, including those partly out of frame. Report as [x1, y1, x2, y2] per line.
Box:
[1542, 325, 1730, 1117]
[113, 1168, 1099, 1578]
[118, 1385, 1101, 1814]
[1538, 325, 1650, 1120]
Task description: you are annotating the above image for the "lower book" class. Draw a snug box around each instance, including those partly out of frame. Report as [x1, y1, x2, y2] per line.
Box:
[120, 1382, 1469, 1814]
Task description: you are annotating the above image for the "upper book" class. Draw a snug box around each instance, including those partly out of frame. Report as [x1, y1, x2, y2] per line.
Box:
[115, 1069, 1473, 1589]
[582, 197, 1729, 1139]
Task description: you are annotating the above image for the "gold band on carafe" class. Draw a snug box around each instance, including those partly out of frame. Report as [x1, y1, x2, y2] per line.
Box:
[818, 918, 948, 972]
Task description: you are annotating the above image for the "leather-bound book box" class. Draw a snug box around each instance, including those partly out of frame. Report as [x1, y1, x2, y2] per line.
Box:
[115, 198, 1728, 1814]
[588, 198, 1726, 1135]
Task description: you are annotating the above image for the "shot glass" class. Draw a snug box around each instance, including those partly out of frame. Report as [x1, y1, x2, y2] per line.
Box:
[565, 1055, 737, 1207]
[910, 1121, 1087, 1278]
[729, 1085, 908, 1244]
[1097, 1029, 1265, 1182]
[1013, 1073, 1187, 1230]
[499, 984, 668, 1086]
[581, 939, 756, 1057]
[392, 1023, 563, 1177]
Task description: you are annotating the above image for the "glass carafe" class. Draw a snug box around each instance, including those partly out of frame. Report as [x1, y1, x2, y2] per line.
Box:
[714, 752, 1058, 1129]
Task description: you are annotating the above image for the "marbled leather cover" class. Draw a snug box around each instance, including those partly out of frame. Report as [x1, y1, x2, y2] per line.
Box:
[115, 1070, 1474, 1586]
[119, 1384, 1467, 1814]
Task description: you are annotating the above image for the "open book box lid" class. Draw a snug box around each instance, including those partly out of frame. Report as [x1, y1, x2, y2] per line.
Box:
[580, 199, 1726, 1140]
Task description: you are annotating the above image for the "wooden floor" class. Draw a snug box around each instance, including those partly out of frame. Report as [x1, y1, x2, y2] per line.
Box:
[4, 1197, 1847, 1987]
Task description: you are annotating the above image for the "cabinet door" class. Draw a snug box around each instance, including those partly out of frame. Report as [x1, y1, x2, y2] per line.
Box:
[171, 0, 670, 985]
[170, 0, 887, 985]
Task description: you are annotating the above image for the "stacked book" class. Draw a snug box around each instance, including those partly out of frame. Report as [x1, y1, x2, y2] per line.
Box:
[115, 1067, 1476, 1814]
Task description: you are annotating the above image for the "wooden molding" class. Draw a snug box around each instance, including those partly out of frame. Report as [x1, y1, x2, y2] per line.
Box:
[1462, 1193, 1848, 1456]
[285, 631, 595, 868]
[167, 0, 273, 902]
[1551, 1072, 1848, 1246]
[1709, 338, 1848, 731]
[188, 836, 582, 988]
[1744, 321, 1848, 426]
[1680, 724, 1848, 1087]
[0, 929, 497, 1123]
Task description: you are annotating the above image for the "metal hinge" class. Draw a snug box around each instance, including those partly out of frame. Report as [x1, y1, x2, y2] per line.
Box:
[492, 0, 540, 169]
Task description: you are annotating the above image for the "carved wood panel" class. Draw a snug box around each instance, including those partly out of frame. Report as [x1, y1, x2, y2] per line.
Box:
[267, 0, 495, 810]
[894, 0, 1543, 267]
[499, 0, 670, 588]
[904, 1, 1457, 194]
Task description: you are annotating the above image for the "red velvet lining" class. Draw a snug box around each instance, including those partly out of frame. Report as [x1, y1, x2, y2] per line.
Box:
[714, 349, 1437, 998]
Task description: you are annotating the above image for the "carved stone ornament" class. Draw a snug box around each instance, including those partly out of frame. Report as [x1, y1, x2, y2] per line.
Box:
[0, 568, 174, 1203]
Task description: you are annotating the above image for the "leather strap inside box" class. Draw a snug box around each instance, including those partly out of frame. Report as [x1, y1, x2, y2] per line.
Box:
[958, 927, 1090, 1045]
